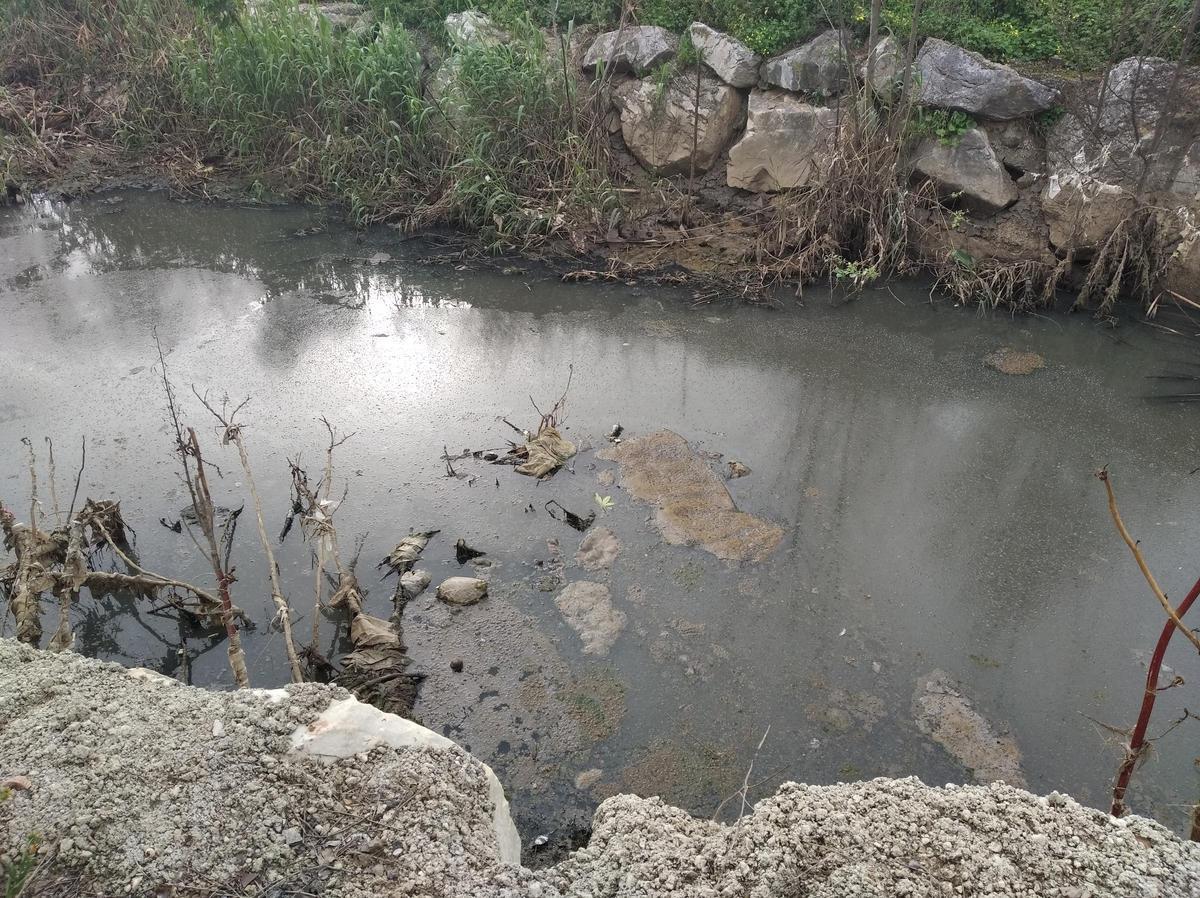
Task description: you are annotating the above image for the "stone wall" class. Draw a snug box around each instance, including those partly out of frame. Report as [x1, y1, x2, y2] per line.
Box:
[452, 14, 1193, 302]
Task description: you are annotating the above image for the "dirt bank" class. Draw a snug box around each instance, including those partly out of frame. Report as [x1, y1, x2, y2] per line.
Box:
[2, 641, 1199, 897]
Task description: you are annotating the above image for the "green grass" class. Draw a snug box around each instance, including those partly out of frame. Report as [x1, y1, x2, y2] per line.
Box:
[156, 1, 617, 242]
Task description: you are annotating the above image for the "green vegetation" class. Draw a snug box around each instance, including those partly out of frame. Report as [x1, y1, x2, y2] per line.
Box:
[2, 834, 39, 898]
[0, 0, 616, 244]
[907, 108, 976, 146]
[169, 1, 617, 238]
[365, 0, 1196, 63]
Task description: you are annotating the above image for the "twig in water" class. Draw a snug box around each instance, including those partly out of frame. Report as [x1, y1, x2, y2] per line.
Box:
[66, 436, 86, 522]
[196, 389, 304, 683]
[1097, 467, 1200, 652]
[740, 725, 771, 819]
[154, 332, 249, 687]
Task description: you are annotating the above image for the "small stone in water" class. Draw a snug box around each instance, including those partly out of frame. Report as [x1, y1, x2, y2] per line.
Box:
[450, 659, 464, 673]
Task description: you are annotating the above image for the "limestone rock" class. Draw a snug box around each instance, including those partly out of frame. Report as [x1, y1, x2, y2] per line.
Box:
[436, 576, 488, 606]
[982, 119, 1046, 177]
[445, 10, 506, 48]
[911, 129, 1019, 215]
[582, 26, 678, 76]
[916, 38, 1059, 120]
[688, 22, 761, 88]
[306, 2, 372, 33]
[612, 74, 746, 176]
[1041, 57, 1200, 262]
[554, 582, 626, 656]
[1167, 201, 1200, 300]
[1040, 172, 1138, 251]
[863, 34, 905, 100]
[726, 89, 839, 192]
[761, 29, 851, 96]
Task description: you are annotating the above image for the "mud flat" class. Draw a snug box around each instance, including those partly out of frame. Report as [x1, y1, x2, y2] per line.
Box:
[3, 640, 1199, 898]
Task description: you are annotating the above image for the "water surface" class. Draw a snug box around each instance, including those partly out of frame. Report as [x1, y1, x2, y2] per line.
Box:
[2, 191, 1199, 853]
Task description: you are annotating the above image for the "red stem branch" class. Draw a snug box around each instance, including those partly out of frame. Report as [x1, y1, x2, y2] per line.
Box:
[1111, 573, 1200, 817]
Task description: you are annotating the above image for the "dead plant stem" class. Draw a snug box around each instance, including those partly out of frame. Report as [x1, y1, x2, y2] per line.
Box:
[1098, 468, 1200, 652]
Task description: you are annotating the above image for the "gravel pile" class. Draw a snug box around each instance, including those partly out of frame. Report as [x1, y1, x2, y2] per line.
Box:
[3, 640, 1199, 898]
[545, 781, 1200, 897]
[0, 640, 508, 897]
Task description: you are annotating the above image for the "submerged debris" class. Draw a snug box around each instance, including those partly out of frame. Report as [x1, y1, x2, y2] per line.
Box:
[1, 496, 242, 646]
[379, 530, 439, 577]
[455, 539, 486, 564]
[555, 581, 627, 656]
[912, 669, 1026, 787]
[598, 431, 782, 562]
[546, 500, 595, 533]
[985, 347, 1045, 375]
[517, 425, 577, 478]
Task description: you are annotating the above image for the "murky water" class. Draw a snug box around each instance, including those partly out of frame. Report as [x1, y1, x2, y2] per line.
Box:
[3, 191, 1199, 854]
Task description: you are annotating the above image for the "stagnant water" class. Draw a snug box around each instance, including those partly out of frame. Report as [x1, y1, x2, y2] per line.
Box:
[2, 191, 1199, 855]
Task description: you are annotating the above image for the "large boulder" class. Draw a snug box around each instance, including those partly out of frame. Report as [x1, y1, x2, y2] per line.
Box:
[305, 1, 372, 34]
[726, 89, 839, 191]
[911, 129, 1020, 214]
[612, 73, 746, 176]
[582, 26, 678, 76]
[1041, 57, 1200, 256]
[863, 34, 905, 100]
[982, 119, 1046, 179]
[444, 10, 507, 47]
[761, 29, 851, 95]
[916, 38, 1059, 120]
[688, 22, 761, 88]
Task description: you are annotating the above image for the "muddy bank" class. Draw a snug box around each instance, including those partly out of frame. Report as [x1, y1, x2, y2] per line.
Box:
[3, 641, 1200, 898]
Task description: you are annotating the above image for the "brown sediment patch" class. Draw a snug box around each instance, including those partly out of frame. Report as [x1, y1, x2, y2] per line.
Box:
[554, 581, 626, 656]
[985, 347, 1045, 375]
[620, 737, 739, 809]
[597, 430, 783, 563]
[912, 669, 1026, 787]
[805, 688, 886, 734]
[576, 527, 620, 571]
[562, 669, 627, 742]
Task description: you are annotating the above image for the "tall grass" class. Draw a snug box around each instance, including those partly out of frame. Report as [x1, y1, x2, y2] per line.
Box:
[1, 0, 617, 243]
[156, 1, 617, 240]
[427, 18, 618, 245]
[166, 1, 436, 220]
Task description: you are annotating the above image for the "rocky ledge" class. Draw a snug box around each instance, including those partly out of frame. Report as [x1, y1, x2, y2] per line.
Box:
[556, 19, 1199, 300]
[3, 641, 1200, 897]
